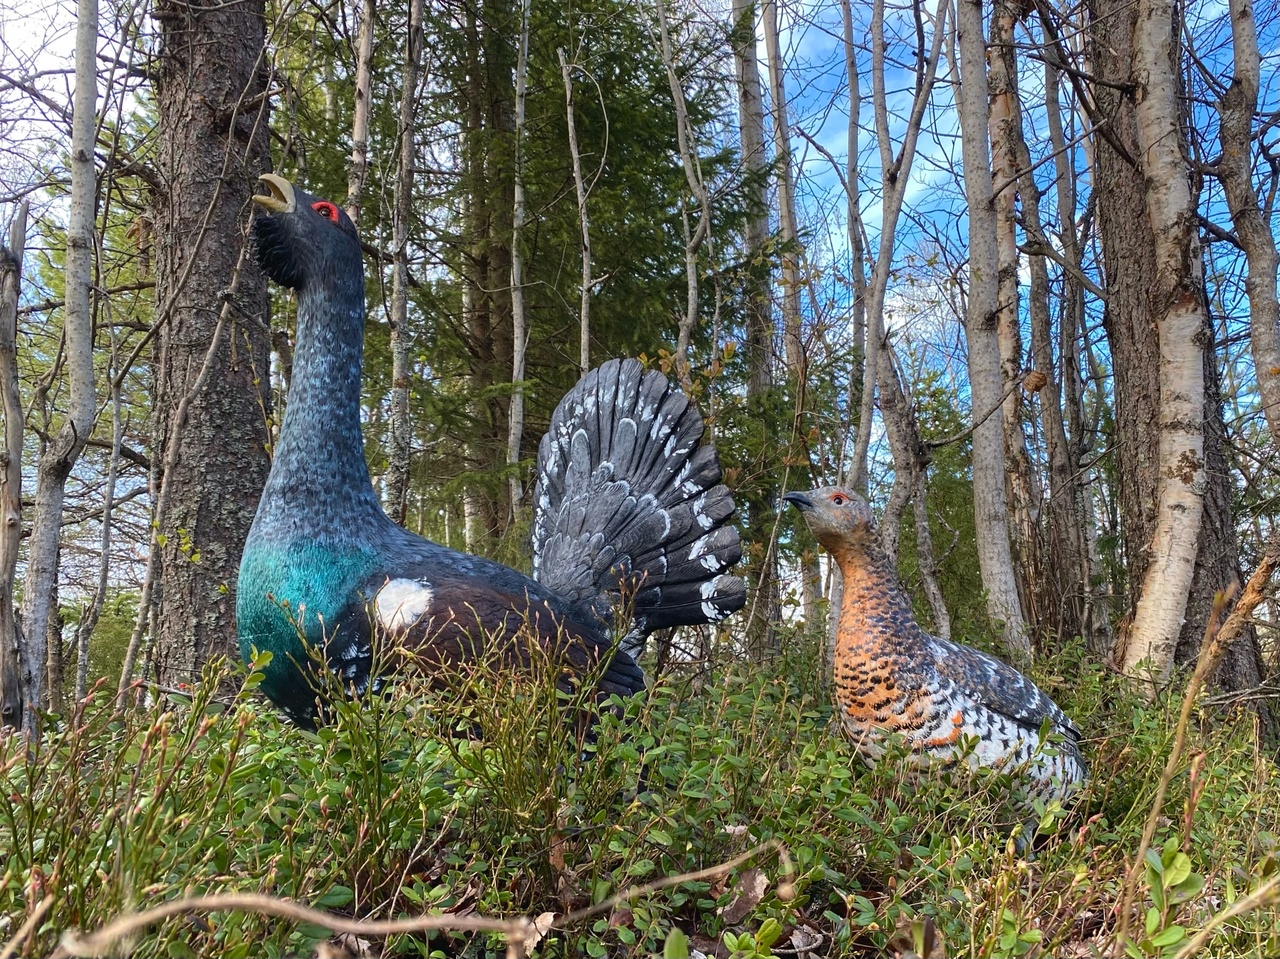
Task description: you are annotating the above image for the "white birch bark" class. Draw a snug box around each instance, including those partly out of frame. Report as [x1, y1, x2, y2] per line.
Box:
[1120, 0, 1208, 689]
[0, 203, 27, 727]
[22, 0, 99, 725]
[558, 48, 592, 376]
[385, 0, 423, 525]
[953, 0, 1029, 659]
[987, 0, 1041, 614]
[506, 0, 531, 512]
[345, 0, 376, 225]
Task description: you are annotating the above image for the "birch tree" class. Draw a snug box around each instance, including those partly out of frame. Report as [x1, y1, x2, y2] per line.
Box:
[345, 0, 376, 225]
[655, 0, 711, 393]
[559, 48, 593, 376]
[1116, 0, 1208, 688]
[506, 0, 531, 514]
[953, 0, 1029, 659]
[761, 0, 802, 376]
[987, 0, 1041, 618]
[19, 0, 99, 724]
[384, 0, 424, 524]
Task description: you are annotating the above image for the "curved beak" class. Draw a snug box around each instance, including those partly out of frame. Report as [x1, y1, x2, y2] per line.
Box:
[253, 173, 295, 213]
[782, 491, 813, 511]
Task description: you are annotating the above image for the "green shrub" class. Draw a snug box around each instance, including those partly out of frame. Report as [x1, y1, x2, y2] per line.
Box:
[1, 633, 1277, 958]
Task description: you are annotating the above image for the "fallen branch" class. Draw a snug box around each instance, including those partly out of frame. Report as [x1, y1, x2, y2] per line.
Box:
[54, 841, 792, 959]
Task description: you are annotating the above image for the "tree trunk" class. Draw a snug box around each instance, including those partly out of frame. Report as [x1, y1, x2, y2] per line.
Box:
[77, 345, 123, 702]
[559, 48, 593, 377]
[1089, 0, 1268, 715]
[987, 0, 1042, 628]
[506, 0, 530, 516]
[150, 0, 271, 684]
[1111, 0, 1206, 689]
[840, 0, 868, 495]
[1034, 53, 1112, 650]
[730, 0, 779, 654]
[0, 203, 27, 728]
[19, 0, 99, 726]
[657, 0, 711, 395]
[760, 0, 803, 378]
[761, 0, 822, 624]
[1215, 0, 1280, 450]
[953, 0, 1029, 660]
[345, 0, 376, 225]
[459, 0, 515, 548]
[385, 0, 423, 525]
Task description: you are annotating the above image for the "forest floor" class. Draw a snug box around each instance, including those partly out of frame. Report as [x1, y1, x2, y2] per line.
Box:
[1, 629, 1278, 959]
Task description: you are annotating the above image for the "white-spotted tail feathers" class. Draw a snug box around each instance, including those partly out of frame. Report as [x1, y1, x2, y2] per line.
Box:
[532, 359, 746, 642]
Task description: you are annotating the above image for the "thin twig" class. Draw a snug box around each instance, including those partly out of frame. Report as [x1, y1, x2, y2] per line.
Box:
[1172, 872, 1280, 959]
[1113, 535, 1280, 955]
[55, 841, 792, 959]
[0, 894, 55, 959]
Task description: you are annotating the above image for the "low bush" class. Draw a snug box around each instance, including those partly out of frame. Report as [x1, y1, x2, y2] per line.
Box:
[1, 630, 1277, 957]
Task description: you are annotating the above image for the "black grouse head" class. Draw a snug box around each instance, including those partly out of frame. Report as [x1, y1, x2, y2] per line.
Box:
[783, 486, 878, 550]
[250, 173, 363, 293]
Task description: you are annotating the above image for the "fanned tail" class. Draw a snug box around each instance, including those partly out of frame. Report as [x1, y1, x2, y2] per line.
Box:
[532, 359, 746, 654]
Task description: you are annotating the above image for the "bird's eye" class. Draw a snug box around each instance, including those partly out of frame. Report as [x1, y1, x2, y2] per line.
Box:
[832, 494, 847, 506]
[311, 201, 340, 223]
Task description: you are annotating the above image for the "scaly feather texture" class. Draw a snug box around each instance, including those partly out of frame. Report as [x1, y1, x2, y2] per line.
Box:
[785, 487, 1086, 805]
[237, 174, 746, 726]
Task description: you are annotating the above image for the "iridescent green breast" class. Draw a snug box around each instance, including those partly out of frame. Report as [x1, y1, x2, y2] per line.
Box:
[236, 539, 376, 718]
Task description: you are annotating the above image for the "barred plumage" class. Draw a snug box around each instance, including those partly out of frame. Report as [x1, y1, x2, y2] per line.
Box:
[785, 487, 1087, 806]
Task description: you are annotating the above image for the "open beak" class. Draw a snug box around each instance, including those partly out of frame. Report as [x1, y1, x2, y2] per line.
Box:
[782, 491, 813, 511]
[253, 173, 295, 213]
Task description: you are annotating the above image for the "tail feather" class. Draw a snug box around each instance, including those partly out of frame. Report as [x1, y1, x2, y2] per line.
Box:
[533, 359, 746, 639]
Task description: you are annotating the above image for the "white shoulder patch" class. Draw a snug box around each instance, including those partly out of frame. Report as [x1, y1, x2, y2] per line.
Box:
[375, 577, 434, 632]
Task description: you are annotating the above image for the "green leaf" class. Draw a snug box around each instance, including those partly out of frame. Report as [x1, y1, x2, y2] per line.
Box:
[1145, 907, 1161, 937]
[756, 917, 783, 949]
[1150, 925, 1187, 948]
[1164, 852, 1192, 888]
[314, 885, 353, 908]
[663, 928, 690, 959]
[1170, 872, 1205, 903]
[649, 828, 673, 846]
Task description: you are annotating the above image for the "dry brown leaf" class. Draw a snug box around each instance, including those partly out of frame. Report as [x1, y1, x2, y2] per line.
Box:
[522, 911, 557, 954]
[718, 866, 770, 925]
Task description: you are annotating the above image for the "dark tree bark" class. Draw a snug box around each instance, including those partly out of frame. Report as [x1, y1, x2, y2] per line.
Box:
[149, 0, 272, 684]
[0, 206, 27, 728]
[460, 0, 516, 550]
